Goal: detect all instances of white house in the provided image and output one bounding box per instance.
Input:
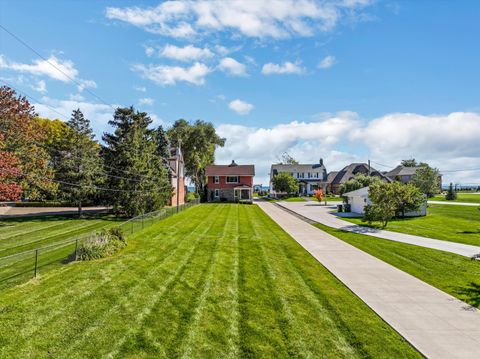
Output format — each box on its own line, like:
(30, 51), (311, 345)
(343, 186), (427, 216)
(270, 159), (328, 196)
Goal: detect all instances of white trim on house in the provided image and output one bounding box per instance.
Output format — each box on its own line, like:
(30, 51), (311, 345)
(214, 189), (219, 198)
(214, 176), (219, 184)
(226, 176), (239, 184)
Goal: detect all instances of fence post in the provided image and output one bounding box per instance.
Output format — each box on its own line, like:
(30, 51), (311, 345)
(33, 249), (39, 278)
(74, 239), (79, 261)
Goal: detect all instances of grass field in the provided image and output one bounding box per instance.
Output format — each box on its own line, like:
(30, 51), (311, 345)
(431, 193), (480, 203)
(0, 214), (121, 258)
(315, 223), (480, 308)
(344, 203), (480, 246)
(0, 204), (420, 358)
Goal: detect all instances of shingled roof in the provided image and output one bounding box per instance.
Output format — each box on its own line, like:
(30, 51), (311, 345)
(385, 165), (422, 178)
(206, 161), (255, 176)
(328, 163), (391, 185)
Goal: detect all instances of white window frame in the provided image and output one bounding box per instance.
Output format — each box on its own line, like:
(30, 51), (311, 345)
(214, 176), (219, 184)
(226, 176), (239, 184)
(214, 189), (219, 198)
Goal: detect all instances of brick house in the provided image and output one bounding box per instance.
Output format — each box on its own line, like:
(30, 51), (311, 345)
(168, 146), (185, 207)
(205, 161), (255, 202)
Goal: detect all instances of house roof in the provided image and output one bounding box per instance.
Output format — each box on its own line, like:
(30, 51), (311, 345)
(206, 164), (255, 176)
(385, 165), (421, 177)
(328, 163), (391, 185)
(271, 163), (326, 173)
(343, 186), (369, 197)
(326, 171), (338, 183)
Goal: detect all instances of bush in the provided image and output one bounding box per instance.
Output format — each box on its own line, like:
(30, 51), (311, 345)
(76, 228), (126, 261)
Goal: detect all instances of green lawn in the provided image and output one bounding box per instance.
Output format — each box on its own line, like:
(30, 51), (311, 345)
(0, 204), (420, 358)
(283, 196), (307, 202)
(344, 203), (480, 246)
(315, 223), (480, 308)
(431, 193), (480, 203)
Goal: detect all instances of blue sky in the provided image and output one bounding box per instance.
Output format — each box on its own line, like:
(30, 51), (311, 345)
(1, 0), (479, 185)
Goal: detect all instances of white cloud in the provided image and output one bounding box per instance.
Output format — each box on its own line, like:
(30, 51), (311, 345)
(145, 46), (155, 57)
(318, 55), (336, 69)
(228, 99), (254, 115)
(160, 44), (213, 61)
(218, 57), (247, 76)
(132, 62), (212, 85)
(261, 61), (305, 75)
(134, 85), (147, 92)
(138, 97), (154, 106)
(68, 93), (85, 101)
(106, 0), (374, 39)
(216, 111), (480, 185)
(0, 54), (96, 92)
(33, 80), (47, 94)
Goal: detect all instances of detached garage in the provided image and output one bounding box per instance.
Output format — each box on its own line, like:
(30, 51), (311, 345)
(343, 187), (371, 214)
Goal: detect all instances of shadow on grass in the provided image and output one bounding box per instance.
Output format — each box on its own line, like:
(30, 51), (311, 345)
(458, 229), (480, 234)
(455, 282), (480, 308)
(0, 213), (124, 224)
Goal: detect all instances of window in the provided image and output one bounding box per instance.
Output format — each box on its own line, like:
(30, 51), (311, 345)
(214, 189), (219, 197)
(226, 176), (239, 183)
(214, 176), (219, 184)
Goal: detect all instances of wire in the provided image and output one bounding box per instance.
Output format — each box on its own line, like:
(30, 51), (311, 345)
(0, 168), (172, 194)
(0, 23), (116, 110)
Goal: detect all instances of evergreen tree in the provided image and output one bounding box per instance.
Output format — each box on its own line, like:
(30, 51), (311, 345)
(57, 109), (104, 215)
(155, 125), (170, 159)
(445, 182), (457, 200)
(103, 107), (171, 216)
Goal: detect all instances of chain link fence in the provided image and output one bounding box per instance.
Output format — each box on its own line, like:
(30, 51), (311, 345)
(0, 199), (200, 289)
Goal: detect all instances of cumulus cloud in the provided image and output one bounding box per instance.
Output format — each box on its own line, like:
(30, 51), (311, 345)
(261, 61), (305, 75)
(132, 62), (212, 85)
(0, 54), (96, 92)
(215, 111), (480, 185)
(318, 55), (336, 69)
(228, 99), (254, 115)
(134, 85), (147, 92)
(159, 44), (213, 61)
(106, 0), (374, 39)
(33, 80), (47, 94)
(138, 97), (154, 106)
(145, 46), (155, 57)
(218, 57), (247, 76)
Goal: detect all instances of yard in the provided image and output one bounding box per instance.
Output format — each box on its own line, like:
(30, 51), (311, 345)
(315, 223), (480, 308)
(431, 193), (480, 203)
(0, 204), (420, 358)
(344, 203), (480, 246)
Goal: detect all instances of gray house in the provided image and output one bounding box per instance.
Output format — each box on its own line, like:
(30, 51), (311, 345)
(270, 159), (327, 196)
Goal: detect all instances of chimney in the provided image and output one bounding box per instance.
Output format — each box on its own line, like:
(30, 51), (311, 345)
(229, 160), (238, 167)
(319, 158), (324, 167)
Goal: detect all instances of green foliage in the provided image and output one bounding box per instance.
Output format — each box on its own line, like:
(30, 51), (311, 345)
(445, 182), (457, 200)
(363, 182), (424, 227)
(103, 107), (171, 216)
(411, 165), (441, 198)
(272, 172), (299, 194)
(340, 174), (382, 195)
(76, 227), (126, 261)
(401, 158), (418, 167)
(55, 109), (105, 214)
(154, 125), (170, 159)
(167, 119), (225, 193)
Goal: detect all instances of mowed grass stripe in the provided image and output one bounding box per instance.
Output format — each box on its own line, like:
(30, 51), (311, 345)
(111, 205), (229, 358)
(244, 205), (355, 357)
(177, 204), (241, 358)
(0, 204), (421, 357)
(0, 206), (206, 356)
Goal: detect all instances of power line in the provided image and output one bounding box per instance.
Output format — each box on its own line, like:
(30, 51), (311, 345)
(0, 23), (116, 110)
(0, 168), (172, 193)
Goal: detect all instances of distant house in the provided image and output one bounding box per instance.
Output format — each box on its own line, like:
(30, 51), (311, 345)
(385, 165), (442, 189)
(270, 159), (327, 196)
(168, 146), (185, 207)
(326, 163), (391, 194)
(205, 161), (255, 202)
(343, 186), (427, 217)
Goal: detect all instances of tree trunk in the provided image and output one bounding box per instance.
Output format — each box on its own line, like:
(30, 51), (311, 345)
(78, 200), (82, 217)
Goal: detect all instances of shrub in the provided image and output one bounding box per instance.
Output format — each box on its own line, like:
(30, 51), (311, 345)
(76, 228), (126, 261)
(445, 183), (457, 200)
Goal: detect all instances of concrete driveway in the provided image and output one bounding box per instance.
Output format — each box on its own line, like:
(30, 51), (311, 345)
(257, 201), (480, 359)
(277, 201), (480, 257)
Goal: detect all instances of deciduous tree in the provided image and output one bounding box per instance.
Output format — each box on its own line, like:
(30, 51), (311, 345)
(272, 172), (299, 195)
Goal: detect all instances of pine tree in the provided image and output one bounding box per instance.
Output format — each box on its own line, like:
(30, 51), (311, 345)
(57, 109), (104, 215)
(445, 182), (457, 200)
(155, 125), (170, 159)
(103, 107), (171, 216)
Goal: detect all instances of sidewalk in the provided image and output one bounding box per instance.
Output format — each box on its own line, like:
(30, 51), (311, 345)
(277, 201), (480, 257)
(257, 201), (480, 359)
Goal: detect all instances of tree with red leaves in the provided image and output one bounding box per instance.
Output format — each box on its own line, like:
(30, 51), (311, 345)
(0, 134), (22, 201)
(0, 86), (57, 200)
